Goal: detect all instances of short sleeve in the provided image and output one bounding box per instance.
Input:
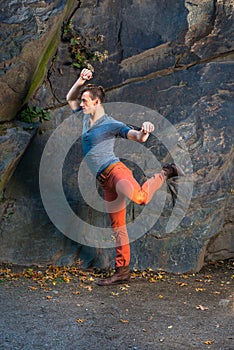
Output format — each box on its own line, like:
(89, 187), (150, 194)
(117, 123), (132, 139)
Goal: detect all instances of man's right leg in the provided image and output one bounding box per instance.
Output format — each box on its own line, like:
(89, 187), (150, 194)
(106, 163), (164, 205)
(110, 162), (184, 205)
(95, 162), (184, 285)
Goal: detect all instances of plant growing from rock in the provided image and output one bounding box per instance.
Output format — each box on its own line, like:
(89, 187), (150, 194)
(62, 20), (108, 71)
(19, 105), (51, 124)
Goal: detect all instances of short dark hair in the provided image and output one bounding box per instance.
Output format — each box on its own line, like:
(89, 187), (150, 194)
(80, 84), (105, 103)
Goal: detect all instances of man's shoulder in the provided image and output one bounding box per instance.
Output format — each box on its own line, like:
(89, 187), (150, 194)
(103, 114), (124, 125)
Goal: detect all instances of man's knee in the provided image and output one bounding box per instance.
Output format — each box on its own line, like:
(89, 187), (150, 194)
(133, 193), (147, 205)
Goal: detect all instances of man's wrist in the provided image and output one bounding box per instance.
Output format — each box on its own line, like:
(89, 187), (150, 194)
(139, 131), (149, 142)
(78, 77), (86, 84)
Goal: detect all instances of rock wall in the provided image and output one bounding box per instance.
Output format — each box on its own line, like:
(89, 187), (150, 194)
(0, 0), (233, 272)
(0, 0), (73, 122)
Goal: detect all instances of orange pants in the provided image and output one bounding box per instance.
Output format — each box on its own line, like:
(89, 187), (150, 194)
(100, 162), (165, 268)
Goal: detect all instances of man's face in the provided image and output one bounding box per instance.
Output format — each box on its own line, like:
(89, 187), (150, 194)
(80, 91), (97, 115)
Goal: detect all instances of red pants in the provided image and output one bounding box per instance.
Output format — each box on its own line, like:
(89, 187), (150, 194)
(100, 162), (165, 268)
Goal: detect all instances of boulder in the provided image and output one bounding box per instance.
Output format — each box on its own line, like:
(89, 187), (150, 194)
(0, 0), (73, 122)
(0, 122), (37, 194)
(0, 0), (233, 272)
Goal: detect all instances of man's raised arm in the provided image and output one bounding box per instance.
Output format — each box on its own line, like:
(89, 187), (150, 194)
(66, 68), (93, 110)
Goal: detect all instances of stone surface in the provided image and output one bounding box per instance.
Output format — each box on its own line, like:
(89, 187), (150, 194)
(0, 0), (233, 272)
(0, 0), (72, 122)
(0, 122), (37, 194)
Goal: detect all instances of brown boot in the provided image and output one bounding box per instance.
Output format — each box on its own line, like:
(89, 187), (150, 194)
(96, 266), (130, 286)
(162, 163), (185, 180)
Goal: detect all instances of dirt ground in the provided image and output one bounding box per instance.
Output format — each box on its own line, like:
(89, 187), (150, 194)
(0, 260), (233, 350)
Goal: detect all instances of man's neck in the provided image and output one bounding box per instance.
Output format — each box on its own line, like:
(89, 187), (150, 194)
(90, 105), (105, 124)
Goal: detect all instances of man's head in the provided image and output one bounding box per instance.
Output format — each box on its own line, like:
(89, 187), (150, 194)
(80, 84), (105, 115)
(80, 84), (105, 103)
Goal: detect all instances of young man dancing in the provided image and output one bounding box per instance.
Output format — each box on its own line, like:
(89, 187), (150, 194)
(66, 69), (184, 286)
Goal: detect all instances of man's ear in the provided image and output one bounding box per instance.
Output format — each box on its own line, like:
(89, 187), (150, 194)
(94, 98), (100, 105)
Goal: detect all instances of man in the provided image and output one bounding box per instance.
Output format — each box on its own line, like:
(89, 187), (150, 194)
(66, 68), (184, 286)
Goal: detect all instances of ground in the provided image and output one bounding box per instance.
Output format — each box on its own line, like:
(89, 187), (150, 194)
(0, 260), (233, 350)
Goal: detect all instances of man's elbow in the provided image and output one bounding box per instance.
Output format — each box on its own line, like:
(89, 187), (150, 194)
(66, 94), (71, 103)
(66, 96), (74, 108)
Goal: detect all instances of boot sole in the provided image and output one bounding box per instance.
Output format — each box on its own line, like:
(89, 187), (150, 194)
(96, 278), (131, 286)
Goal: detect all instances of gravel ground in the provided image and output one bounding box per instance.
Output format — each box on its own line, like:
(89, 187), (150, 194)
(0, 261), (233, 350)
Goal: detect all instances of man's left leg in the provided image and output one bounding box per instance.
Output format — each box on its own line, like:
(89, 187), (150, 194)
(96, 188), (130, 286)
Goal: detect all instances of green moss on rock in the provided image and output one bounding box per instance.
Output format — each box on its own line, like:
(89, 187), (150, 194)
(24, 0), (75, 103)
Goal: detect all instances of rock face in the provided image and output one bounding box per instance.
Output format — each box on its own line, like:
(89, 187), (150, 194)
(0, 0), (73, 122)
(0, 122), (37, 193)
(0, 0), (233, 272)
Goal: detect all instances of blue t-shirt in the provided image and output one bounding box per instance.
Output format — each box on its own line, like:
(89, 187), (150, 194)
(74, 109), (131, 176)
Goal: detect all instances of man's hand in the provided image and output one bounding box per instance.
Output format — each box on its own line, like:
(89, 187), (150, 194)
(80, 68), (93, 82)
(127, 121), (155, 142)
(139, 121), (154, 142)
(141, 122), (154, 134)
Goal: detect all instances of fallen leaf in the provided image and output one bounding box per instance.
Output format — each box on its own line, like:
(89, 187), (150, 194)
(176, 281), (188, 287)
(158, 294), (164, 299)
(76, 319), (85, 323)
(83, 285), (93, 291)
(120, 319), (129, 323)
(204, 275), (212, 279)
(149, 277), (157, 283)
(46, 295), (53, 300)
(111, 292), (119, 296)
(196, 304), (209, 311)
(28, 286), (37, 290)
(203, 340), (213, 345)
(195, 288), (206, 292)
(63, 276), (70, 283)
(130, 272), (138, 279)
(73, 291), (80, 295)
(147, 268), (154, 272)
(119, 284), (130, 290)
(87, 276), (95, 282)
